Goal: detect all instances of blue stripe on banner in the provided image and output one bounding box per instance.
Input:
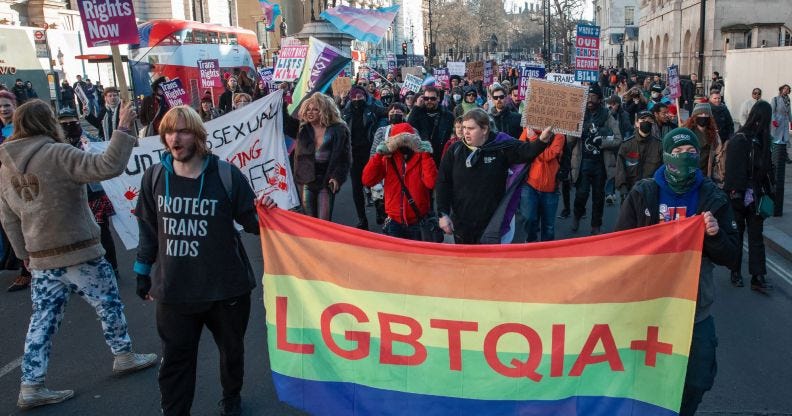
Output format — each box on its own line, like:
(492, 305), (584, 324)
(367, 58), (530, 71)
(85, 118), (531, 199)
(272, 372), (679, 416)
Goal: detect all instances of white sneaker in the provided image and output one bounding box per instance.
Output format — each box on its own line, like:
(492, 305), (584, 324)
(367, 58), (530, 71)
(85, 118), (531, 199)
(112, 351), (158, 375)
(17, 383), (74, 409)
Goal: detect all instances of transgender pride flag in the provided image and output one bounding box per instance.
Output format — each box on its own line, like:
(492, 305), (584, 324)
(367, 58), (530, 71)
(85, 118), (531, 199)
(320, 5), (400, 44)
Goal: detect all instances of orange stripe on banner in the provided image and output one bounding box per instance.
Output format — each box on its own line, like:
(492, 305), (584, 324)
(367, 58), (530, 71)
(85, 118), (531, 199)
(261, 228), (702, 304)
(258, 208), (704, 259)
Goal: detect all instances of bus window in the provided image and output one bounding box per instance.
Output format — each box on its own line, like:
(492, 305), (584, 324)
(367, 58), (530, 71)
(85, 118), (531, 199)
(208, 31), (219, 44)
(174, 29), (193, 44)
(193, 30), (208, 44)
(219, 32), (229, 45)
(228, 33), (238, 45)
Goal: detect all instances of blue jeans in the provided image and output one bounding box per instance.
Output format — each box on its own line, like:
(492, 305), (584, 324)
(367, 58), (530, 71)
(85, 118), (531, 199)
(519, 185), (559, 242)
(86, 97), (99, 117)
(384, 219), (422, 241)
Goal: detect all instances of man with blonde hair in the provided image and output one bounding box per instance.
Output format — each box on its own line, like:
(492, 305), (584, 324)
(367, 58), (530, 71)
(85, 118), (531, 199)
(134, 105), (268, 416)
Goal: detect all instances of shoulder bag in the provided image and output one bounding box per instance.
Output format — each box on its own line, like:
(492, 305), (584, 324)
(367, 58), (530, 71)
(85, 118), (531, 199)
(388, 156), (444, 242)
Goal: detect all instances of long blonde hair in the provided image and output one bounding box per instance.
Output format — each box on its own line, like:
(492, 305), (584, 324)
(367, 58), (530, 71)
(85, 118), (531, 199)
(158, 106), (210, 156)
(298, 93), (342, 127)
(9, 99), (64, 142)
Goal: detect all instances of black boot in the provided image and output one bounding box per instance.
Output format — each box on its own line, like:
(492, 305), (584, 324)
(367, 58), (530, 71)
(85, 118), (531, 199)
(558, 208), (570, 219)
(751, 275), (773, 294)
(356, 217), (369, 230)
(730, 271), (744, 287)
(571, 217), (580, 232)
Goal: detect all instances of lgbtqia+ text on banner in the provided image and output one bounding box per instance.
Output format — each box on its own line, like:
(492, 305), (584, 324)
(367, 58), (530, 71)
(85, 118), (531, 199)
(258, 208), (704, 416)
(88, 91), (299, 249)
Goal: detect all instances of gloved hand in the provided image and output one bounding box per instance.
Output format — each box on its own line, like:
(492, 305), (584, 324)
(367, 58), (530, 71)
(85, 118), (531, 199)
(416, 140), (433, 153)
(592, 136), (603, 147)
(376, 141), (392, 155)
(136, 274), (151, 300)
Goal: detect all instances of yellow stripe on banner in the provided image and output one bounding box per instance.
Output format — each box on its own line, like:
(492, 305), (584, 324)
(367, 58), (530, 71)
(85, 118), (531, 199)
(264, 274), (695, 356)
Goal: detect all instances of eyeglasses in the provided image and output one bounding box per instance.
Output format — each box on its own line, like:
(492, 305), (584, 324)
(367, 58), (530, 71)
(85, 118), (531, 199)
(492, 95), (505, 100)
(423, 96), (438, 101)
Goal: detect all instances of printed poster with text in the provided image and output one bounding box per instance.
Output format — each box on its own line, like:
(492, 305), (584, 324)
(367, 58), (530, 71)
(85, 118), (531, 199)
(77, 0), (139, 47)
(574, 24), (600, 83)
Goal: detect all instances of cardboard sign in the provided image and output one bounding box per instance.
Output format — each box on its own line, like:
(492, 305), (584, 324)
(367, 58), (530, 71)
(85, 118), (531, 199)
(574, 24), (600, 82)
(400, 66), (423, 80)
(667, 64), (681, 100)
(467, 61), (484, 82)
(160, 79), (189, 107)
(198, 59), (222, 89)
(448, 61), (466, 77)
(518, 65), (546, 100)
(273, 44), (308, 82)
(332, 76), (352, 98)
(433, 68), (450, 90)
(400, 73), (423, 96)
(522, 78), (588, 137)
(77, 0), (139, 47)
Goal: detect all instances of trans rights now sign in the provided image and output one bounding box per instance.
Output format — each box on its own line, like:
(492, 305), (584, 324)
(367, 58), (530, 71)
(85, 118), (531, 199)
(77, 0), (139, 47)
(259, 208), (705, 416)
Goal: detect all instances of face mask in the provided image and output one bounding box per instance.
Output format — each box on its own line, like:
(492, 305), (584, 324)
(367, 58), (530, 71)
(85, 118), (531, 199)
(351, 100), (364, 110)
(663, 152), (700, 193)
(651, 92), (661, 99)
(381, 95), (393, 105)
(639, 121), (653, 135)
(453, 94), (462, 102)
(696, 117), (709, 127)
(388, 114), (404, 124)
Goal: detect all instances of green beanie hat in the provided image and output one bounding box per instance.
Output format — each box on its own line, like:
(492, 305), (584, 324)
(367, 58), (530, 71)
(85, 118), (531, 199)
(663, 127), (700, 154)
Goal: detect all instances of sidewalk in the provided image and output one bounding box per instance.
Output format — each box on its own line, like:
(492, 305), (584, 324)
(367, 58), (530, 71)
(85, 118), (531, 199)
(764, 164), (792, 261)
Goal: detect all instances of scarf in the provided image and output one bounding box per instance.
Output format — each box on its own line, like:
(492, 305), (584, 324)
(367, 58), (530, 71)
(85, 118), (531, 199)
(102, 104), (120, 140)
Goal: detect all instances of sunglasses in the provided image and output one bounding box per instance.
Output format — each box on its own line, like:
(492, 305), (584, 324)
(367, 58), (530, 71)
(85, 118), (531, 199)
(465, 93), (476, 96)
(492, 95), (505, 100)
(423, 96), (438, 101)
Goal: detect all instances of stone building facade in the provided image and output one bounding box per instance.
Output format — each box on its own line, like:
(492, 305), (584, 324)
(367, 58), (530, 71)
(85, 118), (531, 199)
(594, 0), (641, 69)
(638, 0), (792, 80)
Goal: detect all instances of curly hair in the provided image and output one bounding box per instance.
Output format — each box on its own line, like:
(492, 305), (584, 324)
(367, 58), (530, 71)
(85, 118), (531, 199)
(298, 93), (342, 127)
(683, 114), (719, 147)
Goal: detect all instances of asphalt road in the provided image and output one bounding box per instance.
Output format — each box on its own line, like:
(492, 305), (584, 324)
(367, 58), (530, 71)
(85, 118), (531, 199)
(1, 183), (791, 416)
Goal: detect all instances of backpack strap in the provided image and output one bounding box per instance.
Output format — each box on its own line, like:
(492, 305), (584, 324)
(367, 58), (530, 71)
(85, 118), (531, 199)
(150, 163), (163, 195)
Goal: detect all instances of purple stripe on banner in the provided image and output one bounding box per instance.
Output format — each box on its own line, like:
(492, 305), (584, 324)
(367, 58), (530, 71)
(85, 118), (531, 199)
(272, 372), (679, 416)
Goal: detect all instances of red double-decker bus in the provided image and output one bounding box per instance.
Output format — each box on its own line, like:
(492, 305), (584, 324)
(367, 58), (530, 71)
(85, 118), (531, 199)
(129, 19), (261, 106)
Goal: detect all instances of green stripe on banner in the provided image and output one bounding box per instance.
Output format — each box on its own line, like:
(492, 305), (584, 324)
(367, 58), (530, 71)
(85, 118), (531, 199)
(267, 324), (687, 412)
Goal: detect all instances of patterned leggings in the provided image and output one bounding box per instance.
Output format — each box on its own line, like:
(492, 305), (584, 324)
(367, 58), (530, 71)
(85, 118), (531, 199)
(21, 257), (131, 384)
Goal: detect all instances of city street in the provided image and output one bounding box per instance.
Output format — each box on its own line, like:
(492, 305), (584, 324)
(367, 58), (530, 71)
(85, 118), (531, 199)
(1, 184), (791, 416)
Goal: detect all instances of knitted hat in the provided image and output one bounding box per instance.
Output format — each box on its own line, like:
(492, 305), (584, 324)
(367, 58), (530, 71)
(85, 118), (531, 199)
(57, 107), (78, 120)
(691, 102), (713, 118)
(588, 84), (603, 98)
(389, 122), (416, 138)
(663, 127), (700, 154)
(636, 110), (655, 121)
(650, 84), (664, 93)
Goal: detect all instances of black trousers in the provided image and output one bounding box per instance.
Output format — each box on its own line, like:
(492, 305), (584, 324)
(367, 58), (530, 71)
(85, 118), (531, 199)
(772, 144), (786, 216)
(730, 200), (766, 276)
(574, 158), (606, 227)
(679, 316), (717, 416)
(350, 147), (370, 221)
(157, 293), (251, 416)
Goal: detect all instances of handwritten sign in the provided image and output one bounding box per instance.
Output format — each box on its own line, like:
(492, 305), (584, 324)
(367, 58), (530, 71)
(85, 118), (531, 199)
(160, 79), (189, 107)
(518, 65), (546, 100)
(467, 61), (484, 82)
(198, 59), (222, 89)
(273, 44), (308, 82)
(77, 0), (139, 47)
(574, 23), (600, 82)
(400, 74), (423, 96)
(332, 77), (352, 98)
(522, 78), (588, 137)
(448, 61), (466, 77)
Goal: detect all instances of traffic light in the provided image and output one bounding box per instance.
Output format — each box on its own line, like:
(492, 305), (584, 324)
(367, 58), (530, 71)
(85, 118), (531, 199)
(402, 42), (408, 55)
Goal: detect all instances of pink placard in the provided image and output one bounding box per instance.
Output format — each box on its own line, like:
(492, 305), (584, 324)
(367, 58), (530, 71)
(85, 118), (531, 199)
(160, 79), (190, 107)
(77, 0), (140, 47)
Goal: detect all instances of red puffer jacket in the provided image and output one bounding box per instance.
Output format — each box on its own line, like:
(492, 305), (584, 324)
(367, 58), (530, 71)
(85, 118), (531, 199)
(362, 151), (437, 225)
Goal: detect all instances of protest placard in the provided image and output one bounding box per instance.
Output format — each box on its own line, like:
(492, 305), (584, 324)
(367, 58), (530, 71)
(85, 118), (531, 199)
(77, 0), (139, 47)
(332, 77), (352, 98)
(386, 53), (397, 74)
(198, 59), (222, 89)
(522, 78), (588, 136)
(484, 60), (494, 85)
(448, 61), (466, 77)
(400, 74), (423, 96)
(545, 73), (580, 85)
(87, 91), (298, 249)
(400, 66), (423, 80)
(574, 23), (600, 82)
(433, 68), (450, 90)
(467, 61), (484, 82)
(160, 79), (189, 107)
(273, 44), (308, 82)
(667, 64), (681, 100)
(258, 67), (275, 91)
(518, 65), (546, 100)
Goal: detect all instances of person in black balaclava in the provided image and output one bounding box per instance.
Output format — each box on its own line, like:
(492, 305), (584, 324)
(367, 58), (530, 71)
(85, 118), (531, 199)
(57, 108), (120, 278)
(342, 87), (383, 230)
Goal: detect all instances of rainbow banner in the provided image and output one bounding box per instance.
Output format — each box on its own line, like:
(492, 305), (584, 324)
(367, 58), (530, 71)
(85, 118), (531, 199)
(259, 208), (704, 416)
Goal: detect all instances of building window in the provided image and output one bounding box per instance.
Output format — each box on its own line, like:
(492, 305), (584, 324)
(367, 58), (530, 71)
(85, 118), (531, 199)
(625, 6), (635, 26)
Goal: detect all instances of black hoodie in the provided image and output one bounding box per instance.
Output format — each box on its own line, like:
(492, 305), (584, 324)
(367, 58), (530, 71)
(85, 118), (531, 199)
(135, 154), (259, 303)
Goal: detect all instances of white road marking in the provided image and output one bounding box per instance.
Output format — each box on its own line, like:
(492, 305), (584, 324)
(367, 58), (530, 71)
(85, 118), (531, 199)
(0, 356), (23, 379)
